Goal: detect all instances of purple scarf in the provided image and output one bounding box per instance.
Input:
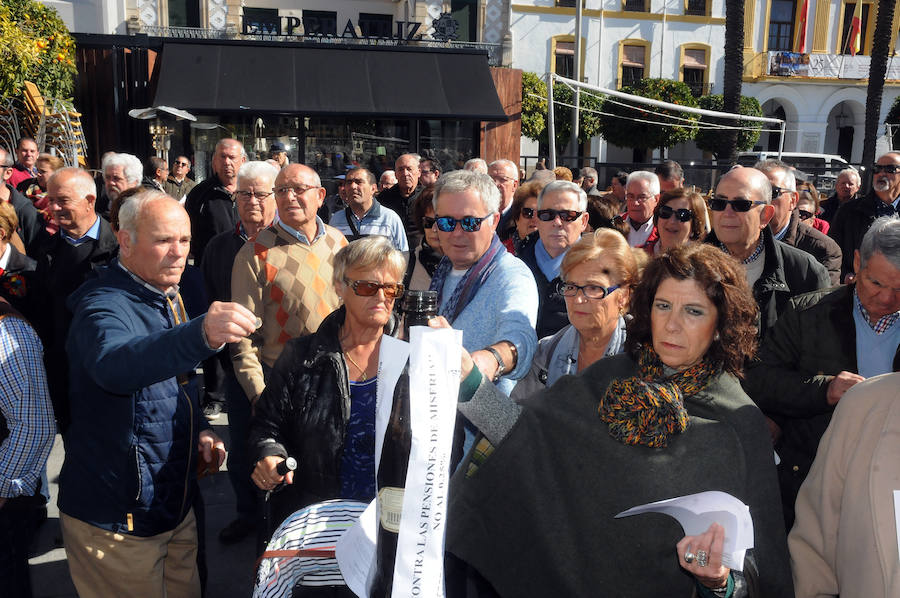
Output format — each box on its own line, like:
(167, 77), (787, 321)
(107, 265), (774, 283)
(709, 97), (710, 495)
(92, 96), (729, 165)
(429, 234), (506, 324)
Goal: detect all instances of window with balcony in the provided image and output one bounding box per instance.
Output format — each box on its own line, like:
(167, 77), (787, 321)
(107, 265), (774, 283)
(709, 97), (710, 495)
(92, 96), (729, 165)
(169, 0), (201, 27)
(620, 43), (647, 88)
(684, 0), (708, 16)
(451, 0), (478, 41)
(839, 2), (870, 54)
(767, 0), (796, 51)
(555, 41), (576, 78)
(681, 48), (709, 96)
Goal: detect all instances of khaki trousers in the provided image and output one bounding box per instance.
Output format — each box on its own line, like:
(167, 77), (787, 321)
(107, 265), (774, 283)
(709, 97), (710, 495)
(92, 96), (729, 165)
(61, 509), (201, 598)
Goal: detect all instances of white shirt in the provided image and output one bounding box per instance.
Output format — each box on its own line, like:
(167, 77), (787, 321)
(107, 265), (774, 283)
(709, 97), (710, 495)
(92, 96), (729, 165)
(626, 218), (654, 248)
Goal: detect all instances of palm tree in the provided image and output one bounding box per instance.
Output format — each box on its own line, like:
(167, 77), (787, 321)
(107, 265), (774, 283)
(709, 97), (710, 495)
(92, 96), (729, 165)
(720, 0), (744, 166)
(862, 0), (896, 185)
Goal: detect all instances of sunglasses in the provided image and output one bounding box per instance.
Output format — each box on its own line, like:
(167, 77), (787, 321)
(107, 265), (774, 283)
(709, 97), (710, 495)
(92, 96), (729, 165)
(435, 214), (493, 232)
(520, 207), (536, 219)
(537, 209), (583, 222)
(708, 198), (767, 212)
(771, 185), (791, 200)
(344, 279), (405, 299)
(422, 216), (436, 229)
(798, 209), (814, 220)
(873, 164), (900, 174)
(557, 281), (619, 300)
(658, 205), (693, 222)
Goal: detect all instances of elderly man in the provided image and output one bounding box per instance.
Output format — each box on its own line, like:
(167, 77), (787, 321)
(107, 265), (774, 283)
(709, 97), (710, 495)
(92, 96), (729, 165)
(819, 167), (860, 224)
(142, 156), (167, 192)
(464, 158), (488, 174)
(378, 170), (397, 193)
(185, 138), (246, 264)
(269, 141), (288, 168)
(201, 161), (278, 544)
(379, 153), (423, 247)
(7, 138), (39, 189)
(756, 160), (842, 285)
(623, 171), (660, 248)
(231, 164), (347, 405)
(519, 180), (588, 339)
(34, 168), (118, 433)
(164, 155), (196, 202)
(0, 149), (42, 256)
(488, 159), (520, 228)
(708, 166), (829, 337)
(59, 190), (256, 598)
(744, 216), (900, 528)
(420, 157), (442, 187)
(830, 152), (900, 281)
(328, 167), (408, 253)
(655, 160), (685, 193)
(579, 167), (602, 197)
(429, 170), (538, 450)
(0, 297), (55, 597)
(100, 152), (142, 219)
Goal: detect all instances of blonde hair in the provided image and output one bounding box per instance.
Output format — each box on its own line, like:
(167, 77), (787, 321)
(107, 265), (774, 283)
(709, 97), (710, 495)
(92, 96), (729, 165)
(0, 202), (18, 242)
(332, 236), (408, 287)
(560, 228), (644, 289)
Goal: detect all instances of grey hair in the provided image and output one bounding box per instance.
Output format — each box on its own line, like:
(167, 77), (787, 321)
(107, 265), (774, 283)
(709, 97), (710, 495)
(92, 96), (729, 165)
(396, 153), (421, 166)
(332, 235), (408, 288)
(215, 138), (244, 155)
(538, 180), (588, 212)
(489, 159), (519, 179)
(580, 167), (597, 181)
(0, 149), (12, 167)
(102, 153), (143, 185)
(837, 168), (861, 185)
(859, 215), (900, 271)
(432, 170), (501, 215)
(754, 159), (796, 191)
(464, 158), (488, 174)
(626, 171), (661, 196)
(117, 189), (178, 244)
(238, 161), (279, 186)
(50, 167), (97, 200)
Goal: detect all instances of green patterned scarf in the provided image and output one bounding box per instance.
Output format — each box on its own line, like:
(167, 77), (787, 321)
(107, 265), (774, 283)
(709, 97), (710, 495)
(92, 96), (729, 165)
(598, 345), (719, 448)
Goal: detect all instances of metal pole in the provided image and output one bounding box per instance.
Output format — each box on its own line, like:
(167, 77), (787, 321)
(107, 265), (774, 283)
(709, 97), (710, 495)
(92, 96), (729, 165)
(777, 121), (786, 158)
(548, 73), (557, 169)
(568, 0), (583, 166)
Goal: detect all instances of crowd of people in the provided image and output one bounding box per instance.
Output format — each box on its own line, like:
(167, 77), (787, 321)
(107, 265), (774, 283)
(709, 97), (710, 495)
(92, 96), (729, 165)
(0, 134), (898, 598)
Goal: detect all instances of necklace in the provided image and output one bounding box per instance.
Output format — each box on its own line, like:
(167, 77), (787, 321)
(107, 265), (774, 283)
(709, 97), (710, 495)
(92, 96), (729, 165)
(343, 349), (369, 381)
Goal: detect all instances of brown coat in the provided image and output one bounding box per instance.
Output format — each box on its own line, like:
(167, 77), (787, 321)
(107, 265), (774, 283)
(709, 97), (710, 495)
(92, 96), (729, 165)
(789, 373), (900, 598)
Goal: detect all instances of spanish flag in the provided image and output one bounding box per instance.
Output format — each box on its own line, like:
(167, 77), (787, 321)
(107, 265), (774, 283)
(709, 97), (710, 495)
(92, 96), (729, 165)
(848, 1), (863, 56)
(795, 0), (809, 53)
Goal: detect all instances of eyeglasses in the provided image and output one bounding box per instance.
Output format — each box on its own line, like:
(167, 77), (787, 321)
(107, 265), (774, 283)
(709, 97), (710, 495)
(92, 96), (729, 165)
(537, 209), (583, 222)
(658, 205), (693, 222)
(275, 184), (320, 196)
(626, 194), (655, 203)
(520, 207), (535, 219)
(798, 209), (814, 221)
(422, 216), (436, 229)
(174, 161), (190, 167)
(873, 164), (900, 174)
(343, 279), (405, 299)
(435, 214), (493, 232)
(491, 175), (516, 185)
(557, 281), (619, 300)
(708, 198), (768, 212)
(771, 185), (793, 200)
(233, 190), (274, 202)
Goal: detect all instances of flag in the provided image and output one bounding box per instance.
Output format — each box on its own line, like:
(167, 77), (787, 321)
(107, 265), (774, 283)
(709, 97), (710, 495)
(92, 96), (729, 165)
(848, 1), (863, 56)
(795, 0), (809, 53)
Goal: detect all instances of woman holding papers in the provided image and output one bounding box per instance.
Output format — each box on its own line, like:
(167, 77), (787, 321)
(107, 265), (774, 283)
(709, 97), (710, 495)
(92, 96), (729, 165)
(248, 236), (406, 537)
(443, 244), (792, 597)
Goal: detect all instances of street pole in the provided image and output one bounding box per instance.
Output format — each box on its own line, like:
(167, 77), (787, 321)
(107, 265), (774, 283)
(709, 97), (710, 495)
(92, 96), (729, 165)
(568, 0), (583, 166)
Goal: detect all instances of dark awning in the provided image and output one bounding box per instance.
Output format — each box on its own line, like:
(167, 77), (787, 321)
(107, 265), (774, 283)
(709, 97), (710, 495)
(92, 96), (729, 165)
(153, 42), (507, 121)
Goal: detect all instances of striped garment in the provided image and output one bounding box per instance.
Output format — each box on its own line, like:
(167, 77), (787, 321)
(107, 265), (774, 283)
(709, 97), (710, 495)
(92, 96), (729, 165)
(254, 499), (367, 597)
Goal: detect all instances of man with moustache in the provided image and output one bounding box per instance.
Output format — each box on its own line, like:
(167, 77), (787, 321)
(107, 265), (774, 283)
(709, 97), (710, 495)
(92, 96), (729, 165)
(623, 171), (660, 249)
(328, 167), (408, 252)
(830, 152), (900, 281)
(100, 153), (142, 221)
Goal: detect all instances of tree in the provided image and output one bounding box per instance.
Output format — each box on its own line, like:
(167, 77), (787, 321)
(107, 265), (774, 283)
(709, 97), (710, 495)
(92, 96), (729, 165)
(694, 94), (763, 158)
(720, 0), (745, 165)
(520, 71), (604, 152)
(0, 0), (76, 99)
(597, 78), (699, 152)
(862, 0), (897, 183)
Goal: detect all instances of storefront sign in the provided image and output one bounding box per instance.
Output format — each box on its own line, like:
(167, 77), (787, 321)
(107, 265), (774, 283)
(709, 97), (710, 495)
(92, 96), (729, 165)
(242, 12), (425, 41)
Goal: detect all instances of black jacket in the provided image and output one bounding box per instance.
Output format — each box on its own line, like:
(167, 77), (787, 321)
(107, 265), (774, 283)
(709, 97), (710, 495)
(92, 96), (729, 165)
(706, 228), (831, 340)
(248, 306), (398, 528)
(184, 174), (237, 265)
(779, 210), (843, 286)
(201, 225), (247, 371)
(518, 240), (569, 340)
(6, 183), (44, 257)
(828, 190), (898, 281)
(0, 244), (38, 321)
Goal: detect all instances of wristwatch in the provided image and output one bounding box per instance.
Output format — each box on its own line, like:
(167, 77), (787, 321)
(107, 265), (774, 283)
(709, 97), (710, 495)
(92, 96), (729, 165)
(484, 346), (505, 382)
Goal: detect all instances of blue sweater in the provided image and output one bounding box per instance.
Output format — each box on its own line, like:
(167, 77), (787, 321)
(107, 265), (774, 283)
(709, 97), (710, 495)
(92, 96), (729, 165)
(59, 262), (216, 536)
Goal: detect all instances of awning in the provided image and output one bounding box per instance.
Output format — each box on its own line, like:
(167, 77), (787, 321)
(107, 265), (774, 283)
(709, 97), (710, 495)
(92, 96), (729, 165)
(622, 45), (646, 68)
(683, 49), (708, 69)
(153, 42), (507, 121)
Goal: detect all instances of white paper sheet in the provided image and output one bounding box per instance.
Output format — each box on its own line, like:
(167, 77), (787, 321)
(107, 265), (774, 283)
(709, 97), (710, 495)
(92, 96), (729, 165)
(615, 490), (754, 571)
(375, 335), (410, 474)
(336, 499), (377, 598)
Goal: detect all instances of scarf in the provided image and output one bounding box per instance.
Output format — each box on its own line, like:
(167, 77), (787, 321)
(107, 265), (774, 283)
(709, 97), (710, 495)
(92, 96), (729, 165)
(417, 239), (443, 277)
(429, 234), (506, 324)
(598, 344), (719, 448)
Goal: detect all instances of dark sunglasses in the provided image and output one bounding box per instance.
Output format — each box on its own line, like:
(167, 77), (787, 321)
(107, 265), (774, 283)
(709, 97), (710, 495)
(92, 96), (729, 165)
(422, 216), (436, 229)
(708, 198), (767, 212)
(435, 214), (493, 232)
(537, 209), (583, 222)
(557, 281), (619, 300)
(658, 205), (693, 222)
(771, 185), (791, 200)
(344, 279), (405, 299)
(873, 164), (900, 174)
(520, 207), (536, 219)
(798, 209), (814, 221)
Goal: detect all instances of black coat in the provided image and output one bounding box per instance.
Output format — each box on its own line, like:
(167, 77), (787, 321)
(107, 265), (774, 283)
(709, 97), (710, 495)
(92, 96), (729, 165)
(518, 240), (569, 340)
(828, 190), (898, 281)
(0, 244), (38, 320)
(248, 306), (398, 528)
(184, 174), (237, 265)
(201, 226), (246, 372)
(779, 210), (842, 286)
(6, 183), (44, 257)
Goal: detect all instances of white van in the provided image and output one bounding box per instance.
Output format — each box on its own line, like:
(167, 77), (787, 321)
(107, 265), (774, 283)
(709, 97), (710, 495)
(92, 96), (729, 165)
(736, 152), (851, 193)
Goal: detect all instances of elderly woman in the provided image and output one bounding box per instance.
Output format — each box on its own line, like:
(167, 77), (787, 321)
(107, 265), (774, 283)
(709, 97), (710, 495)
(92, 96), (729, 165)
(510, 228), (641, 401)
(409, 185), (443, 290)
(646, 187), (708, 254)
(0, 202), (37, 318)
(500, 180), (545, 255)
(248, 235), (406, 531)
(443, 244), (792, 597)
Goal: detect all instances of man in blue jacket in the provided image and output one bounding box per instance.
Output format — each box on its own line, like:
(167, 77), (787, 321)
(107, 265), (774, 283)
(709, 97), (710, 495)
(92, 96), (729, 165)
(58, 190), (257, 598)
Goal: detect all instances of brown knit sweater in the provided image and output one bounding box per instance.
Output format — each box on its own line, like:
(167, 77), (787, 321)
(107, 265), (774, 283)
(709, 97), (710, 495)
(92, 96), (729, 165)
(230, 222), (347, 400)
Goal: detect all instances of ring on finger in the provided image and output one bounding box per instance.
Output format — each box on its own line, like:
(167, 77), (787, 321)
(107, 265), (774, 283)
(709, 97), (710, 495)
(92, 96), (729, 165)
(697, 550), (709, 567)
(684, 551), (695, 564)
